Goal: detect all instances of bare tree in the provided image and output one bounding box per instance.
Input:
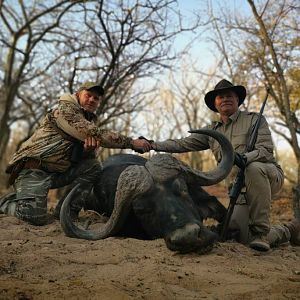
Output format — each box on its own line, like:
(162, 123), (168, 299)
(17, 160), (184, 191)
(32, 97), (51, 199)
(200, 0), (300, 217)
(0, 0), (89, 172)
(142, 58), (219, 169)
(246, 0), (300, 218)
(60, 0), (202, 127)
(0, 0), (202, 186)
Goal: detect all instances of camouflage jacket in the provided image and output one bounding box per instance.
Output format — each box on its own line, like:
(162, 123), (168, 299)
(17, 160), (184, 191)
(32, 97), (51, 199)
(152, 110), (283, 181)
(8, 93), (132, 173)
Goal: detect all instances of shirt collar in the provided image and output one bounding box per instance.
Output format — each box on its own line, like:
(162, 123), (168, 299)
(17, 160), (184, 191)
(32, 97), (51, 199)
(229, 109), (241, 123)
(216, 109), (240, 125)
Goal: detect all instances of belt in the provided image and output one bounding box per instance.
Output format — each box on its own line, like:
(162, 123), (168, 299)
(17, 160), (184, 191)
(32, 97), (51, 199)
(7, 158), (46, 186)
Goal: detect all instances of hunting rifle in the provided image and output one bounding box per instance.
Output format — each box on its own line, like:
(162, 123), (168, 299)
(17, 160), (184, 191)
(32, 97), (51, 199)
(220, 88), (270, 241)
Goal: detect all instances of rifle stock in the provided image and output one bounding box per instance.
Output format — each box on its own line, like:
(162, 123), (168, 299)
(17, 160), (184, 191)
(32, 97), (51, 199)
(220, 89), (270, 241)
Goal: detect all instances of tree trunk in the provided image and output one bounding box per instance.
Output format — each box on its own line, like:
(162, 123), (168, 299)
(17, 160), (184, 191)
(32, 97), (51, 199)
(0, 123), (11, 189)
(247, 0), (300, 219)
(0, 121), (10, 158)
(0, 86), (16, 188)
(293, 185), (300, 220)
(292, 163), (300, 220)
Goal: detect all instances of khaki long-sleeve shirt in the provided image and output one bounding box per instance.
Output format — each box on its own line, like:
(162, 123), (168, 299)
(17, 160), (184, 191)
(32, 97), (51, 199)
(152, 110), (280, 167)
(8, 93), (132, 173)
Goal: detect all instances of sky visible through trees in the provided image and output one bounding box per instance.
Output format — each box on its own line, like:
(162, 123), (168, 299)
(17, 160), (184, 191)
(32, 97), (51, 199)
(172, 0), (295, 150)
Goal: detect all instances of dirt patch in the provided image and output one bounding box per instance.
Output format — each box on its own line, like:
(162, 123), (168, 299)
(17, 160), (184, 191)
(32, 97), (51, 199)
(0, 187), (299, 300)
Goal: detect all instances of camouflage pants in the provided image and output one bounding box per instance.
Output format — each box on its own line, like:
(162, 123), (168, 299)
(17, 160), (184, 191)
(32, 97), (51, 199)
(1, 159), (102, 225)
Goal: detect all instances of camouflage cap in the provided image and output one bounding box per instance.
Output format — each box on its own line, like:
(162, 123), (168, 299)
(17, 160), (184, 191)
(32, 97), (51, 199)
(78, 81), (104, 96)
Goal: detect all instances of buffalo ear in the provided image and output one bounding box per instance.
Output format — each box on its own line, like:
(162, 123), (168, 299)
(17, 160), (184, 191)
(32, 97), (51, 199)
(197, 195), (227, 222)
(210, 197), (227, 222)
(187, 184), (226, 222)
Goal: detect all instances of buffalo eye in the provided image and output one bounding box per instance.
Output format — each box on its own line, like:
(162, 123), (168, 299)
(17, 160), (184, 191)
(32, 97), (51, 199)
(172, 178), (188, 197)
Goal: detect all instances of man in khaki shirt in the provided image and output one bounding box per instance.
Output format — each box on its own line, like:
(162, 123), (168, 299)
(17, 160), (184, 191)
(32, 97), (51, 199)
(150, 79), (299, 251)
(0, 81), (151, 226)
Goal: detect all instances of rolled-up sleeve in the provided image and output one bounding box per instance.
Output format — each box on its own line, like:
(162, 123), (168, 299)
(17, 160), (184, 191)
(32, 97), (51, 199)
(152, 132), (210, 153)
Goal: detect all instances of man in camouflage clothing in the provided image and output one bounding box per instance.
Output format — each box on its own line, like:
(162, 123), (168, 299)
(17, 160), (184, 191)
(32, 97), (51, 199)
(0, 81), (151, 226)
(147, 79), (300, 251)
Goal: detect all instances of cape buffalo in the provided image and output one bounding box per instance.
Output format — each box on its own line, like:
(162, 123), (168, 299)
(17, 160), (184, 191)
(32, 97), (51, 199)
(60, 129), (234, 253)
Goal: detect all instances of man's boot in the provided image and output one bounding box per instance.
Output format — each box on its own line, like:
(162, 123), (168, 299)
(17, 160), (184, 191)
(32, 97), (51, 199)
(0, 193), (50, 225)
(249, 234), (270, 251)
(15, 197), (50, 226)
(285, 219), (300, 246)
(53, 193), (81, 220)
(0, 193), (18, 215)
(53, 184), (92, 220)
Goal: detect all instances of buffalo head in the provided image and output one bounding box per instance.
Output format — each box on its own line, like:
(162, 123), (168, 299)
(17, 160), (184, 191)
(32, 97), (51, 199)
(60, 129), (234, 253)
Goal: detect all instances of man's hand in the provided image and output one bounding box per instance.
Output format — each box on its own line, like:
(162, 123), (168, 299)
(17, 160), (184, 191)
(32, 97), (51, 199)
(234, 152), (247, 169)
(131, 138), (152, 154)
(84, 136), (100, 151)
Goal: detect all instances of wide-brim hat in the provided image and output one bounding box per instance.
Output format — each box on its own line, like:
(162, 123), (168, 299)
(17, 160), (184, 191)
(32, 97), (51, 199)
(78, 81), (104, 96)
(204, 79), (246, 112)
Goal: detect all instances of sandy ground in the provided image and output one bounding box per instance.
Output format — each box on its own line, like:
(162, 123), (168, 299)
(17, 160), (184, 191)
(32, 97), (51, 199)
(0, 187), (299, 300)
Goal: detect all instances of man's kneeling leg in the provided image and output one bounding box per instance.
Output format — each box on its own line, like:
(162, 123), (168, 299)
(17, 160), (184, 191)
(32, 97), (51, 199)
(14, 169), (52, 225)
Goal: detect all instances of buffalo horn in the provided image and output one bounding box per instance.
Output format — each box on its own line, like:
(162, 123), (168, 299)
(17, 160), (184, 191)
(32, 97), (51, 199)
(60, 183), (133, 240)
(188, 129), (234, 186)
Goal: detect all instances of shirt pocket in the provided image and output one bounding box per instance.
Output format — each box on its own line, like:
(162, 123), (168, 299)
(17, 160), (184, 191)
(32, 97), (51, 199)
(231, 132), (247, 152)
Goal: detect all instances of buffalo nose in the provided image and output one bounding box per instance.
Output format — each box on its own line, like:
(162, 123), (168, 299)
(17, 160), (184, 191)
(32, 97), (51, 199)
(165, 223), (218, 253)
(165, 223), (201, 251)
